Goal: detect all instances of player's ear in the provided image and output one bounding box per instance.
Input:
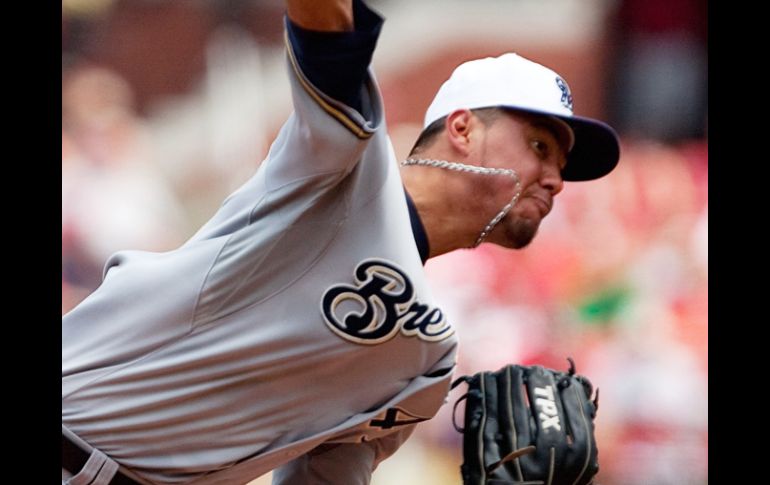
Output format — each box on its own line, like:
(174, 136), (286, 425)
(445, 109), (476, 156)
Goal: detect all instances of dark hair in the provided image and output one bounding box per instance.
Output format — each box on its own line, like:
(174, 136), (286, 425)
(408, 107), (505, 156)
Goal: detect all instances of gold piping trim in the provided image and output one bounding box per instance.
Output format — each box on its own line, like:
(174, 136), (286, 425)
(284, 30), (373, 140)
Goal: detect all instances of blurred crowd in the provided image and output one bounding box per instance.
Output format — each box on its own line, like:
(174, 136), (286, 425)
(62, 1), (707, 484)
(413, 137), (708, 485)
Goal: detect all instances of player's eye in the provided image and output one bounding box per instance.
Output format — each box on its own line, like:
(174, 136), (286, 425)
(531, 139), (549, 159)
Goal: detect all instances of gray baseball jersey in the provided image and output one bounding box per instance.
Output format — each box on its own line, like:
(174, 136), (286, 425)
(62, 17), (459, 485)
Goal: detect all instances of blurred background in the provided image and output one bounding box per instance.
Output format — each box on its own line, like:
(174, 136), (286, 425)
(61, 0), (707, 484)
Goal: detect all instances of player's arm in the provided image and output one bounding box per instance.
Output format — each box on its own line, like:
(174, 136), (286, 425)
(284, 0), (382, 120)
(286, 0), (354, 32)
(184, 0), (384, 241)
(258, 0), (383, 188)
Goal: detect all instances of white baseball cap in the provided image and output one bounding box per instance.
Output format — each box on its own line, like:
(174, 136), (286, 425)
(424, 53), (620, 181)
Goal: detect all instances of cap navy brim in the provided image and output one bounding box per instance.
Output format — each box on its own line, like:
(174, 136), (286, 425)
(559, 115), (620, 182)
(498, 106), (621, 182)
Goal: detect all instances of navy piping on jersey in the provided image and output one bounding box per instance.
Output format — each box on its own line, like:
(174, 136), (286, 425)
(405, 190), (430, 264)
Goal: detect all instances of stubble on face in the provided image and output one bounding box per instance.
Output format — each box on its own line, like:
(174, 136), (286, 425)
(480, 112), (566, 249)
(500, 212), (540, 248)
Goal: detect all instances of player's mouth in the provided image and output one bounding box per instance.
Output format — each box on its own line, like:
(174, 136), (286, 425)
(529, 195), (552, 217)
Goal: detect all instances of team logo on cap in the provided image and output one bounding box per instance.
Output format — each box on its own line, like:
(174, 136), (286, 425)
(555, 77), (573, 111)
(321, 259), (453, 345)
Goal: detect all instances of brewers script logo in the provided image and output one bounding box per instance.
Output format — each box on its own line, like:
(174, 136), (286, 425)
(321, 259), (453, 345)
(555, 76), (573, 111)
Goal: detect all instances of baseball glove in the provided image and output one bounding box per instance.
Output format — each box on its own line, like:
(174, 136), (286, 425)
(451, 358), (600, 485)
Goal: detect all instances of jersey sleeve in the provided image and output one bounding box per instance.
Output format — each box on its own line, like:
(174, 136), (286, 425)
(264, 0), (386, 189)
(285, 0), (382, 114)
(271, 426), (416, 485)
(183, 0), (388, 243)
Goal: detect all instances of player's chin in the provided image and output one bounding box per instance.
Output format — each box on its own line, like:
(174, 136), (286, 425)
(502, 217), (541, 249)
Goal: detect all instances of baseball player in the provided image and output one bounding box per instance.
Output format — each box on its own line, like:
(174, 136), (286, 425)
(62, 1), (620, 484)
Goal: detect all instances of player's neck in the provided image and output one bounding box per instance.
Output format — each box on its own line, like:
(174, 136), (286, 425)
(401, 160), (486, 258)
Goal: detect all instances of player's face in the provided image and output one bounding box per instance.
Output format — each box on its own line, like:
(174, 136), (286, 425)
(475, 111), (568, 249)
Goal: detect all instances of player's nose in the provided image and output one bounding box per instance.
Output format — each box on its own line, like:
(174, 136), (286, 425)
(541, 163), (564, 196)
